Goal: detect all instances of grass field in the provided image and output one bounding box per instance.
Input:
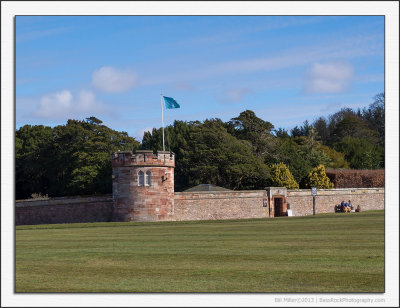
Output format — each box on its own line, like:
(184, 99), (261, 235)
(15, 210), (384, 293)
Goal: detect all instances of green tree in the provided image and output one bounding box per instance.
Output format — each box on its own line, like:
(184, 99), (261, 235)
(298, 126), (331, 168)
(362, 92), (385, 146)
(274, 132), (332, 187)
(334, 137), (383, 169)
(226, 110), (277, 161)
(326, 107), (357, 144)
(305, 165), (334, 189)
(141, 118), (271, 191)
(315, 144), (350, 169)
(313, 117), (329, 144)
(274, 137), (313, 185)
(16, 125), (54, 199)
(141, 120), (199, 191)
(312, 95), (385, 170)
(274, 128), (290, 139)
(330, 114), (378, 144)
(16, 118), (140, 199)
(53, 118), (140, 196)
(290, 120), (311, 137)
(269, 162), (299, 189)
(187, 119), (271, 190)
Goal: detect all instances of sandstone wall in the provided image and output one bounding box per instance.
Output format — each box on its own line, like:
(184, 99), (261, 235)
(174, 190), (269, 221)
(15, 188), (384, 225)
(15, 195), (113, 225)
(112, 151), (175, 222)
(287, 188), (384, 216)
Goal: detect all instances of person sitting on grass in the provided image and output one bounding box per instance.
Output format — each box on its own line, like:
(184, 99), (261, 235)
(348, 200), (353, 210)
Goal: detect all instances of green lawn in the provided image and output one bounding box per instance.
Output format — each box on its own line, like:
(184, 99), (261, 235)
(15, 210), (384, 293)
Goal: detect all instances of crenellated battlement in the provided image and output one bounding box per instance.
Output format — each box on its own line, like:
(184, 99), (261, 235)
(112, 150), (175, 168)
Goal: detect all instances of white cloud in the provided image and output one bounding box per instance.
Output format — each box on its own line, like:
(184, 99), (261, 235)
(92, 66), (138, 93)
(216, 88), (250, 103)
(35, 89), (107, 120)
(320, 102), (343, 112)
(78, 90), (96, 110)
(142, 33), (380, 87)
(303, 62), (354, 94)
(170, 17), (329, 50)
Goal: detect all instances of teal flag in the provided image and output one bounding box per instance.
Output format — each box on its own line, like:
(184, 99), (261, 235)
(163, 96), (180, 109)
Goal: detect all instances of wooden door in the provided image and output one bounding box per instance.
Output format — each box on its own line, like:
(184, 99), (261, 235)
(274, 198), (282, 217)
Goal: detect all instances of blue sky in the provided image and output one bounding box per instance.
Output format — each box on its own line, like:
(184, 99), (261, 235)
(16, 16), (384, 141)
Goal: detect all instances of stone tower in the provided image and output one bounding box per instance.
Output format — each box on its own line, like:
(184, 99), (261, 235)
(111, 150), (175, 222)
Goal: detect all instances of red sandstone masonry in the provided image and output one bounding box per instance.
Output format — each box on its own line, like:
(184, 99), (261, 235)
(112, 150), (175, 222)
(15, 188), (384, 225)
(287, 188), (384, 216)
(15, 195), (113, 225)
(174, 190), (269, 221)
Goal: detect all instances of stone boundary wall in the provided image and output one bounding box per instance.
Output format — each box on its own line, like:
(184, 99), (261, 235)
(15, 188), (384, 225)
(287, 188), (384, 216)
(174, 190), (269, 221)
(16, 195), (113, 225)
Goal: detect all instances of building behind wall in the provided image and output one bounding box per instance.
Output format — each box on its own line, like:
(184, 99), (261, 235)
(110, 150), (288, 221)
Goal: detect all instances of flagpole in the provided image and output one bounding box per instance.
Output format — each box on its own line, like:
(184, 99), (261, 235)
(160, 94), (165, 152)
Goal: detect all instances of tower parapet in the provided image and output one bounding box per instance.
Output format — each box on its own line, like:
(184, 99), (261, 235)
(111, 150), (175, 222)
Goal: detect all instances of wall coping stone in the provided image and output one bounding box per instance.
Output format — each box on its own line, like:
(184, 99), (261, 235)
(288, 187), (384, 192)
(175, 190), (267, 200)
(175, 190), (266, 195)
(16, 188), (383, 208)
(16, 195), (112, 207)
(287, 188), (384, 197)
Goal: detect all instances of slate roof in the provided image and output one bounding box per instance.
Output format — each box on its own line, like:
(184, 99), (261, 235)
(183, 184), (231, 192)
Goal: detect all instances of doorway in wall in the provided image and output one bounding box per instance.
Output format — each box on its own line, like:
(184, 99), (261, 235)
(274, 198), (283, 217)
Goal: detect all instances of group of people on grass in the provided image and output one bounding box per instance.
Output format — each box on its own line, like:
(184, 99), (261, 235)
(341, 200), (353, 211)
(339, 200), (361, 212)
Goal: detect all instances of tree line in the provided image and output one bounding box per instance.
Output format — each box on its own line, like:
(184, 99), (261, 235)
(15, 93), (384, 199)
(16, 117), (139, 199)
